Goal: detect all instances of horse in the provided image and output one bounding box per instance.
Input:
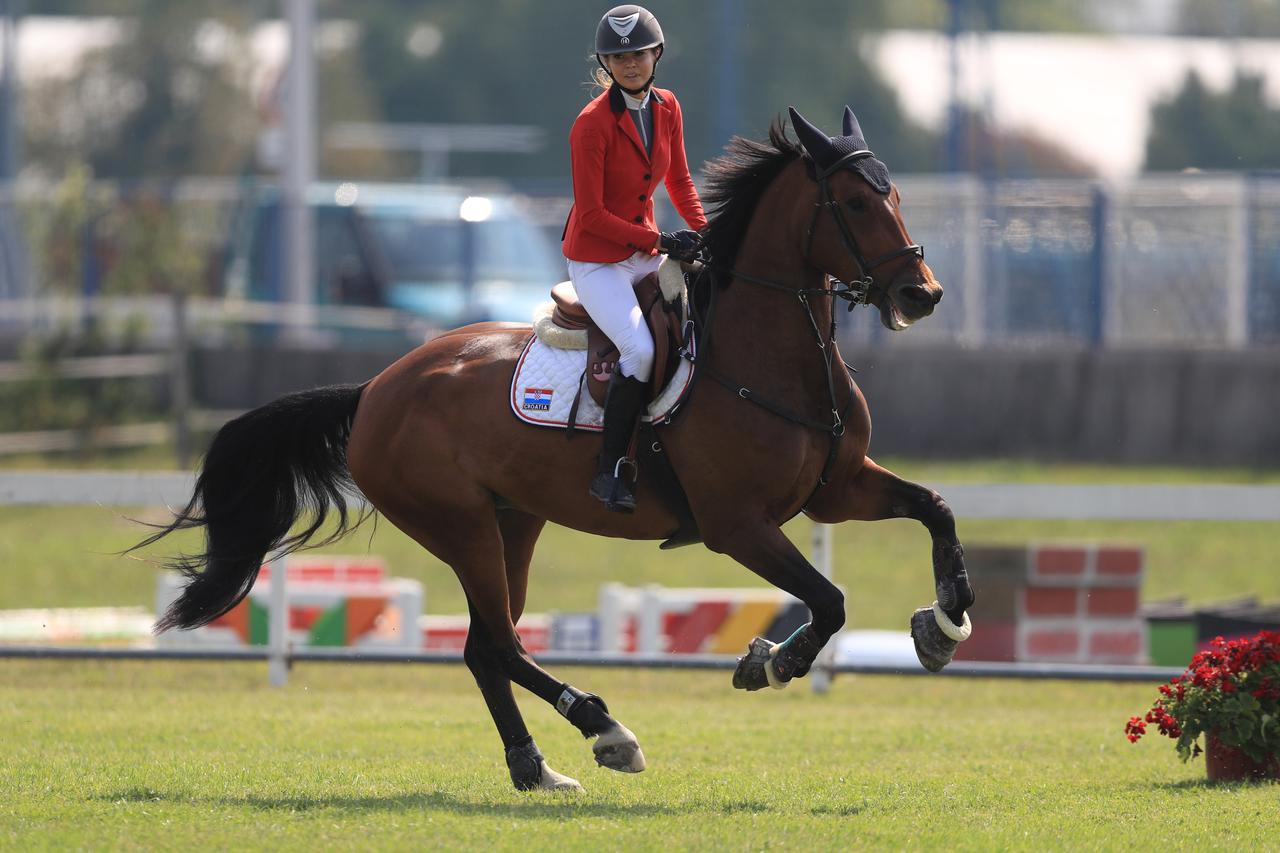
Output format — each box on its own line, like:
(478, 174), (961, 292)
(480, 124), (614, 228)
(131, 106), (975, 793)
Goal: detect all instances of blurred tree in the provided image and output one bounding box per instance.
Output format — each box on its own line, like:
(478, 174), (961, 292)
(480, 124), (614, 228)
(951, 108), (1095, 177)
(1175, 0), (1280, 38)
(23, 1), (389, 179)
(27, 162), (94, 295)
(340, 0), (941, 180)
(98, 193), (203, 295)
(1144, 70), (1280, 171)
(878, 0), (1104, 32)
(23, 2), (261, 178)
(18, 0), (1113, 184)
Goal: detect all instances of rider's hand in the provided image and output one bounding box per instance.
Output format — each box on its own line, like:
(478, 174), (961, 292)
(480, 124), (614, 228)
(658, 229), (703, 261)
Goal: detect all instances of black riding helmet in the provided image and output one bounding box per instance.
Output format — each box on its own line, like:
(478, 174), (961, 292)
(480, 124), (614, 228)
(595, 5), (664, 95)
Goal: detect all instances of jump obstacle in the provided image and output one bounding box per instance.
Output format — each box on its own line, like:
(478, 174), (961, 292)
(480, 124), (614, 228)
(957, 544), (1147, 666)
(151, 540), (1166, 683)
(155, 557), (422, 651)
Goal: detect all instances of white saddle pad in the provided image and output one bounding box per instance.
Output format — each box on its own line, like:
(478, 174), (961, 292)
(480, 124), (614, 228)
(509, 334), (695, 431)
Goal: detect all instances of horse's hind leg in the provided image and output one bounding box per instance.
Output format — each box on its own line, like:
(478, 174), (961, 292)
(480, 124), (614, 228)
(463, 509), (578, 791)
(463, 597), (580, 791)
(391, 502), (646, 785)
(809, 457), (975, 672)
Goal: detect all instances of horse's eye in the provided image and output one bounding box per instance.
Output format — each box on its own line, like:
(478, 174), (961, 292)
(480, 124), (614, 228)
(844, 199), (865, 212)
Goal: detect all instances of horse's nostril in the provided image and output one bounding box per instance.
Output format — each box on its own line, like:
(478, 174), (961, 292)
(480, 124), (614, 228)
(933, 288), (943, 305)
(903, 285), (933, 305)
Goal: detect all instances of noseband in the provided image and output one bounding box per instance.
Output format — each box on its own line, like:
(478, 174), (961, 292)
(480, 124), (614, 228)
(804, 149), (924, 308)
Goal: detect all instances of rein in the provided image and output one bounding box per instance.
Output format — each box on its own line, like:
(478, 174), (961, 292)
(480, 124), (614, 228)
(678, 151), (924, 494)
(680, 261), (854, 493)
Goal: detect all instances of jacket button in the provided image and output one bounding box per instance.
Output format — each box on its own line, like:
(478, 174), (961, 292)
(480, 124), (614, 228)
(634, 216), (642, 223)
(639, 194), (646, 201)
(644, 174), (652, 180)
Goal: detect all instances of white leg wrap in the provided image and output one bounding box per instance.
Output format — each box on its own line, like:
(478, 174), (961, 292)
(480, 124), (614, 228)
(764, 642), (787, 690)
(932, 601), (972, 642)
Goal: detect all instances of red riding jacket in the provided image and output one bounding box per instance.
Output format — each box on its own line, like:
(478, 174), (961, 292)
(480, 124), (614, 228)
(562, 86), (707, 263)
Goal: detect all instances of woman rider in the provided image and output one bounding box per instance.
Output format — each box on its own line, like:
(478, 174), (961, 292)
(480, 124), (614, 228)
(562, 4), (706, 513)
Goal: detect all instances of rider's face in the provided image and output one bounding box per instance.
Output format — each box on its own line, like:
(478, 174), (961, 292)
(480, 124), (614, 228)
(604, 48), (657, 91)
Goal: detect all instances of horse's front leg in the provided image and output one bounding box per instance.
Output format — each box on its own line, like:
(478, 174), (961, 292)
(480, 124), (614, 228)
(807, 458), (975, 672)
(703, 523), (845, 691)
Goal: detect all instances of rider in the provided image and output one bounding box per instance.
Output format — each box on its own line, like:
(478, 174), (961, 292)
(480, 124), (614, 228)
(563, 4), (706, 513)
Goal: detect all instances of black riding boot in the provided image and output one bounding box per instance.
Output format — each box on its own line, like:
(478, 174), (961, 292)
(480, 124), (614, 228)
(589, 372), (647, 513)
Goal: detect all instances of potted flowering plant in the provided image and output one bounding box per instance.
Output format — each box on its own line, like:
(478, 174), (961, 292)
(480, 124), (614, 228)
(1126, 630), (1280, 781)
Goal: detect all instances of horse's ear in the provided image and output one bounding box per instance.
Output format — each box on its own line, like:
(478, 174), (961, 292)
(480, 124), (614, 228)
(842, 106), (866, 144)
(788, 106), (829, 157)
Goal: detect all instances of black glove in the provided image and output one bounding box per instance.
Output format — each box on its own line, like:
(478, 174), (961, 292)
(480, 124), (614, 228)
(658, 229), (703, 261)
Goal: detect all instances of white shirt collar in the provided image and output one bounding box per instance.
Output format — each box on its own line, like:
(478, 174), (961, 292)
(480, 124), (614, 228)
(621, 89), (651, 111)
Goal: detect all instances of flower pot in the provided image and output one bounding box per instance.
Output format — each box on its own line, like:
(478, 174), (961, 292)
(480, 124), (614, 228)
(1205, 732), (1280, 782)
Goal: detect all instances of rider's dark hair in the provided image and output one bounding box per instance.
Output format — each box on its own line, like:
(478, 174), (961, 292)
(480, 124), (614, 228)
(700, 118), (805, 273)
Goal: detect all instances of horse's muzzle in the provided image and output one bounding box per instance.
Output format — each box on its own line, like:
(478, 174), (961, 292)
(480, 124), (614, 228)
(882, 277), (942, 330)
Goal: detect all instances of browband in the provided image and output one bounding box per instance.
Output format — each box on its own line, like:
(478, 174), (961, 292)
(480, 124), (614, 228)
(817, 149), (874, 179)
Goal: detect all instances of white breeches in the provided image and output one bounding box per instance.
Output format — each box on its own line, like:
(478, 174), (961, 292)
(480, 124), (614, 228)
(565, 252), (663, 382)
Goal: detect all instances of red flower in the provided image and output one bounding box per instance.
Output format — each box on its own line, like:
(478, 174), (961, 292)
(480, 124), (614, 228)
(1126, 628), (1280, 762)
(1125, 716), (1147, 743)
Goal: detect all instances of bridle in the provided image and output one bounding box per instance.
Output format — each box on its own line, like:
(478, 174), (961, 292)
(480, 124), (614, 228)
(674, 150), (925, 501)
(804, 148), (924, 308)
(703, 148), (924, 309)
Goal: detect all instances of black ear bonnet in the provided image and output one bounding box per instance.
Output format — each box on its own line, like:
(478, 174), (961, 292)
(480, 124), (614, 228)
(788, 106), (891, 194)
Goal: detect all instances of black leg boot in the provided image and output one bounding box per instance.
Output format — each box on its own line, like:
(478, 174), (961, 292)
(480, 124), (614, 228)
(589, 372), (647, 513)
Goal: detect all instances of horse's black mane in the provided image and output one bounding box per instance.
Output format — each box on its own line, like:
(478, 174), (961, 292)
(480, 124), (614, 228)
(700, 118), (804, 272)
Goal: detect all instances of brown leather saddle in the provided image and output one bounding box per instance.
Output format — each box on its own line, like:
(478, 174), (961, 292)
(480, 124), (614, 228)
(549, 273), (685, 408)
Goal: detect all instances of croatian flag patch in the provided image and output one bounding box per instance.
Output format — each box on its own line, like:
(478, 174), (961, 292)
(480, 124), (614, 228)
(521, 387), (553, 411)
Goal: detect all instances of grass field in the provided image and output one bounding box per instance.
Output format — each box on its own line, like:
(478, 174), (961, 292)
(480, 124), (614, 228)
(2, 456), (1278, 625)
(1, 660), (1275, 851)
(3, 459), (1278, 848)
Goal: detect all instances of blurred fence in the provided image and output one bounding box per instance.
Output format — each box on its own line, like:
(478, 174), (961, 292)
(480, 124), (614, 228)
(3, 172), (1280, 349)
(835, 172), (1280, 349)
(0, 292), (425, 462)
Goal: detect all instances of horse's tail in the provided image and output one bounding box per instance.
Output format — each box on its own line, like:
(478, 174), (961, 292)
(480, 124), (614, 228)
(131, 383), (370, 633)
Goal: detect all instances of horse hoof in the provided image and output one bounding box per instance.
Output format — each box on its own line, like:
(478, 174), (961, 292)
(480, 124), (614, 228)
(508, 741), (583, 791)
(536, 761), (584, 792)
(732, 636), (778, 691)
(508, 742), (584, 792)
(910, 606), (958, 673)
(592, 723), (646, 773)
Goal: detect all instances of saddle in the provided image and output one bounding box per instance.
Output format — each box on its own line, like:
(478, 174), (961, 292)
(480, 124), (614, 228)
(528, 263), (702, 550)
(547, 271), (686, 408)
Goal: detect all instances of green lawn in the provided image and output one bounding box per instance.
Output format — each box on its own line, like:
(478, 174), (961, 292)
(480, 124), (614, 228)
(2, 459), (1279, 625)
(0, 660), (1273, 851)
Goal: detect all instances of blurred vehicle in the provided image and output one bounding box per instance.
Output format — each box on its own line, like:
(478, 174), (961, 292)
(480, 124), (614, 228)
(221, 182), (564, 329)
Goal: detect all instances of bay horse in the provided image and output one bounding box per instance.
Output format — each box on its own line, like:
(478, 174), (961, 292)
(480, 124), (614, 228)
(132, 107), (975, 792)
